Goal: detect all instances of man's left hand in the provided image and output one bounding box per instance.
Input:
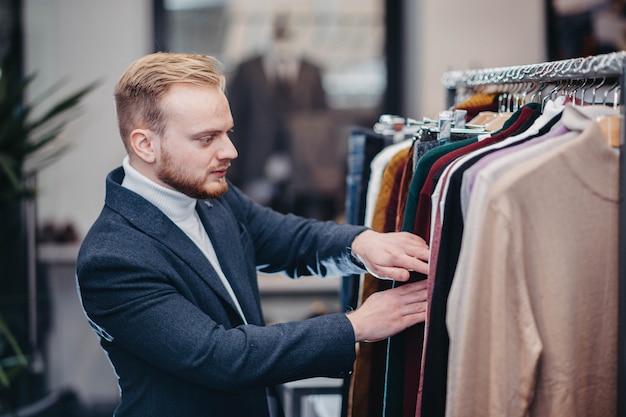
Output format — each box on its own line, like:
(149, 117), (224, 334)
(350, 230), (429, 282)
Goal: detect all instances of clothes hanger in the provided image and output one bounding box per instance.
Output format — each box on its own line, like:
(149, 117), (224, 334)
(566, 78), (578, 105)
(529, 81), (549, 104)
(591, 77), (607, 105)
(497, 90), (510, 113)
(474, 84), (515, 132)
(595, 78), (623, 148)
(602, 78), (620, 110)
(509, 82), (525, 112)
(519, 81), (535, 106)
(541, 80), (563, 112)
(596, 114), (622, 148)
(575, 77), (591, 106)
(461, 85), (503, 129)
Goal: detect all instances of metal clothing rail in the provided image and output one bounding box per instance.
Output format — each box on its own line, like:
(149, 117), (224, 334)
(442, 51), (626, 88)
(441, 51), (626, 416)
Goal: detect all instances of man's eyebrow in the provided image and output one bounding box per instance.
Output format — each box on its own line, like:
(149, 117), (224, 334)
(190, 125), (234, 137)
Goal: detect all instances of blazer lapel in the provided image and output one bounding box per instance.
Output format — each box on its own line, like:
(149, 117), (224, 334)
(105, 170), (247, 321)
(142, 211), (245, 319)
(196, 200), (264, 325)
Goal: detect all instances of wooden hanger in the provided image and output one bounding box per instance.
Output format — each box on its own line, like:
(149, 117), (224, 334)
(596, 114), (622, 148)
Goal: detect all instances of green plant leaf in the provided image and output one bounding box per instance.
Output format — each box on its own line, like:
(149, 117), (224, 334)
(27, 82), (97, 134)
(0, 61), (99, 203)
(0, 154), (20, 183)
(0, 314), (27, 389)
(0, 58), (97, 393)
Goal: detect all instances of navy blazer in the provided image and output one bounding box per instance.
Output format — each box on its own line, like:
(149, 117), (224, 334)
(76, 167), (367, 417)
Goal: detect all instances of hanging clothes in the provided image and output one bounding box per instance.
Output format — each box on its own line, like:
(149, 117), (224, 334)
(417, 98), (565, 417)
(446, 111), (619, 416)
(349, 142), (412, 417)
(345, 52), (625, 417)
(378, 104), (540, 417)
(419, 100), (622, 417)
(343, 127), (393, 311)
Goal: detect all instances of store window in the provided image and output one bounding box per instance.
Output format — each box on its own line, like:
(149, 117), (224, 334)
(154, 0), (388, 221)
(546, 0), (626, 60)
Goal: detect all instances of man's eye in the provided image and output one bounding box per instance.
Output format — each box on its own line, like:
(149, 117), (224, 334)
(200, 136), (215, 143)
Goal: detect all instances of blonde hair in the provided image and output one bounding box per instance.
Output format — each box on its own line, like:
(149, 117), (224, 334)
(114, 52), (226, 149)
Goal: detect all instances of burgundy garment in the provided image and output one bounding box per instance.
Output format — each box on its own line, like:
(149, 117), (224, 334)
(410, 105), (541, 417)
(412, 106), (537, 243)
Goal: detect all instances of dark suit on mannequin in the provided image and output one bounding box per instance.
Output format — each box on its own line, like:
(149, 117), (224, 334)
(227, 51), (328, 212)
(76, 167), (366, 417)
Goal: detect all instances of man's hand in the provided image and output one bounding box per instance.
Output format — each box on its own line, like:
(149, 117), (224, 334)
(350, 230), (429, 281)
(347, 280), (427, 342)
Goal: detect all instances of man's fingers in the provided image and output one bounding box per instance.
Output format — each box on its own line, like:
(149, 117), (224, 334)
(397, 280), (427, 300)
(405, 254), (429, 275)
(371, 259), (428, 281)
(349, 279), (429, 342)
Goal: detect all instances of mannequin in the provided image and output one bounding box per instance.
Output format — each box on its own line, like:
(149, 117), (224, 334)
(227, 14), (331, 217)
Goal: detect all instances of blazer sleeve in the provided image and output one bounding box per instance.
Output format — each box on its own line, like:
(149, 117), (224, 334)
(221, 183), (368, 278)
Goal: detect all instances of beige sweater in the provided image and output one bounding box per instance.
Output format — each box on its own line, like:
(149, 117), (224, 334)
(446, 120), (619, 417)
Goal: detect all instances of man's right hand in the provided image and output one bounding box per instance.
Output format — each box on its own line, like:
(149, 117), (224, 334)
(346, 280), (428, 343)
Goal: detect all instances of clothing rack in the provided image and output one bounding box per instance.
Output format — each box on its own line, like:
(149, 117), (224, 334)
(441, 50), (626, 416)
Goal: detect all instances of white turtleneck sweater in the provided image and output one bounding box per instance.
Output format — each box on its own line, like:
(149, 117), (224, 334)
(121, 156), (248, 324)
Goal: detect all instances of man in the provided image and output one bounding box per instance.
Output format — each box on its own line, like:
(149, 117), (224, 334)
(76, 52), (429, 417)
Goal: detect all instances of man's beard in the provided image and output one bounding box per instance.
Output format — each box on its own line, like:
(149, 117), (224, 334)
(157, 146), (229, 200)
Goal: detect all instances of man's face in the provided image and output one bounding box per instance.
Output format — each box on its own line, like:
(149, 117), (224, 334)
(155, 83), (238, 199)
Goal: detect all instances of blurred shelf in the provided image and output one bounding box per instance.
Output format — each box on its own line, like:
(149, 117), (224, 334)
(257, 273), (341, 295)
(38, 243), (81, 265)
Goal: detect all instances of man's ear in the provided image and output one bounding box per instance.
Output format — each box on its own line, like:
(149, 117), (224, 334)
(130, 128), (158, 164)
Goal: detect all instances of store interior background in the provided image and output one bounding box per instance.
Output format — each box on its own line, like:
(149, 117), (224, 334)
(7, 0), (621, 415)
(27, 0), (548, 247)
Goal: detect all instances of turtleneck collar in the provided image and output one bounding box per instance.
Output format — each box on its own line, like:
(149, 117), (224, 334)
(121, 156), (197, 222)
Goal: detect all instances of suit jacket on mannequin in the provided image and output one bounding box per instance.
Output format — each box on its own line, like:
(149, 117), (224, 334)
(227, 55), (327, 201)
(76, 167), (366, 417)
